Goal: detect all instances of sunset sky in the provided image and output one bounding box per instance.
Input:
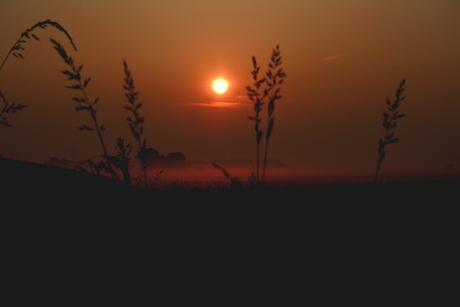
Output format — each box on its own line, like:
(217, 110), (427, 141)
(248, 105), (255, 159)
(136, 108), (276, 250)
(1, 0), (459, 176)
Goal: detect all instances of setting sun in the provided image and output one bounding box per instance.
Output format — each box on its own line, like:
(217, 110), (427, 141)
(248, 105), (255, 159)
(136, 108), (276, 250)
(212, 79), (228, 94)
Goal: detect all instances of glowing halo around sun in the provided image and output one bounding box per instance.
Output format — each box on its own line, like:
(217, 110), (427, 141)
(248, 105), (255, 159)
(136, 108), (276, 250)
(212, 79), (228, 94)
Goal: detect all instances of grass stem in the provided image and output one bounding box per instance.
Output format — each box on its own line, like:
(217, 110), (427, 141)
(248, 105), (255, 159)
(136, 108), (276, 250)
(374, 78), (406, 183)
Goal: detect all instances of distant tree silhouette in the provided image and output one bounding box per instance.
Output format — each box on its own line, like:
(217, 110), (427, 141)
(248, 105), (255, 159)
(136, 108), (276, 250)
(143, 148), (163, 161)
(140, 148), (190, 169)
(166, 152), (190, 169)
(167, 152), (186, 163)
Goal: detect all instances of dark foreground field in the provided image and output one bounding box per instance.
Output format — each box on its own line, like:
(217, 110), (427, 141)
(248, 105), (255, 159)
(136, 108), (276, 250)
(2, 158), (458, 302)
(2, 158), (459, 204)
(2, 157), (458, 230)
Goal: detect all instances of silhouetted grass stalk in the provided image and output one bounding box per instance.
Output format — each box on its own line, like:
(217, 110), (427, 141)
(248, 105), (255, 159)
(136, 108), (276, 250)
(1, 20), (76, 128)
(0, 19), (77, 72)
(246, 45), (286, 185)
(374, 78), (406, 183)
(246, 57), (265, 183)
(262, 45), (286, 183)
(1, 92), (27, 128)
(50, 38), (108, 156)
(122, 61), (148, 187)
(113, 137), (132, 183)
(212, 163), (243, 189)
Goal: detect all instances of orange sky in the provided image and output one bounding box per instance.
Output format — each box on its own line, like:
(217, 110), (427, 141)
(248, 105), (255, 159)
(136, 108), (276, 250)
(1, 0), (460, 176)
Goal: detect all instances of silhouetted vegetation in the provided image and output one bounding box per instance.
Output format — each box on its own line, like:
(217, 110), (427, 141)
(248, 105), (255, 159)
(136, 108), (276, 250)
(50, 37), (124, 180)
(123, 60), (148, 187)
(374, 78), (407, 183)
(0, 91), (27, 128)
(0, 20), (77, 128)
(247, 45), (286, 185)
(0, 19), (77, 72)
(112, 137), (133, 184)
(212, 163), (243, 189)
(49, 39), (159, 185)
(50, 39), (108, 154)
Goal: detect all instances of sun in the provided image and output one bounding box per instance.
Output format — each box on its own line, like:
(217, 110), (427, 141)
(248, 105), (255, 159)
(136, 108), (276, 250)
(212, 79), (228, 94)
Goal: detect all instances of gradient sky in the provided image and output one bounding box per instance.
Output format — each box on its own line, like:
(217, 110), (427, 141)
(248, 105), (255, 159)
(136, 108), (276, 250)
(1, 0), (459, 176)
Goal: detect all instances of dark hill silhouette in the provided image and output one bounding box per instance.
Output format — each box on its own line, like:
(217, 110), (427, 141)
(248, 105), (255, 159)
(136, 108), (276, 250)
(1, 158), (133, 203)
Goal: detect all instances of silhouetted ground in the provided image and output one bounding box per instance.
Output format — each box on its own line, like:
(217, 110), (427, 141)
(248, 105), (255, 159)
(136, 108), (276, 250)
(3, 157), (458, 235)
(2, 158), (459, 204)
(2, 158), (457, 300)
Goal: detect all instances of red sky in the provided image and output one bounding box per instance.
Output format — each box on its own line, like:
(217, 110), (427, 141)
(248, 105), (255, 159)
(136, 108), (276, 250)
(1, 0), (460, 176)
